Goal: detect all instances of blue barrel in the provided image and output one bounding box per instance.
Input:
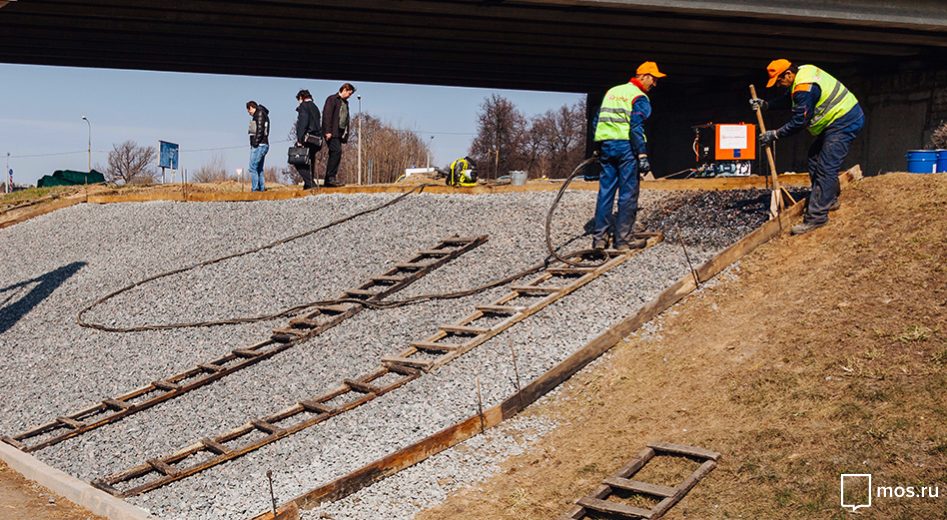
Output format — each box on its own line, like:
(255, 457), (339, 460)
(938, 150), (947, 173)
(906, 150), (938, 173)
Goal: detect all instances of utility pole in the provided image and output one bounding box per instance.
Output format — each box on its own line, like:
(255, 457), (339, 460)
(427, 135), (434, 169)
(5, 152), (9, 194)
(357, 95), (363, 185)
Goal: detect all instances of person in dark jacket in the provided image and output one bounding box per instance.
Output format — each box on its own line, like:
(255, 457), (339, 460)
(322, 83), (356, 187)
(246, 101), (270, 192)
(294, 89), (321, 190)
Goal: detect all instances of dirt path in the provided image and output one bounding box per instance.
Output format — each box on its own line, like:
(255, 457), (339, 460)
(0, 460), (105, 519)
(419, 173), (946, 520)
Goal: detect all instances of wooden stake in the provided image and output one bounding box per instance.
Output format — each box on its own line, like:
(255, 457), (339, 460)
(749, 84), (784, 220)
(475, 376), (485, 434)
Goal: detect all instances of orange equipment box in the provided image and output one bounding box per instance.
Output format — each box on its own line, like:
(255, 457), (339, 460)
(714, 123), (756, 161)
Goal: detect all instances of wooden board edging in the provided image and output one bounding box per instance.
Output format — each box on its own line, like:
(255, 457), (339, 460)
(248, 167), (862, 520)
(86, 174), (813, 206)
(0, 441), (157, 520)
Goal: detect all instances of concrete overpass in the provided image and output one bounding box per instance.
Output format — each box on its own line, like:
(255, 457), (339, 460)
(2, 0), (946, 91)
(2, 0), (946, 172)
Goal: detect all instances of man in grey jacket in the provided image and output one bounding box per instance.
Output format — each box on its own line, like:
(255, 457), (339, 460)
(322, 83), (355, 187)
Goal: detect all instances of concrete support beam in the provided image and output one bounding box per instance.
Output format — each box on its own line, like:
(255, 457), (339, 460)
(530, 0), (947, 31)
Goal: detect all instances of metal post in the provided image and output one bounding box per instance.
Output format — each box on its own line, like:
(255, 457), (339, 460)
(81, 116), (91, 173)
(5, 152), (9, 193)
(357, 95), (362, 185)
(427, 135), (434, 169)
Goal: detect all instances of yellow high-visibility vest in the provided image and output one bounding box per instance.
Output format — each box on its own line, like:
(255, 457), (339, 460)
(793, 65), (859, 136)
(594, 82), (648, 142)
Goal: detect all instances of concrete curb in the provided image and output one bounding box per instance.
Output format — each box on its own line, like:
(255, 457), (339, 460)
(0, 441), (159, 520)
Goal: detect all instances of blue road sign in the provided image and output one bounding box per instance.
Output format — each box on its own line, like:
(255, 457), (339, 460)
(159, 141), (179, 169)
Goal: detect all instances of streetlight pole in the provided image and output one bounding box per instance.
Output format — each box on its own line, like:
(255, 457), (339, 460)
(357, 95), (363, 185)
(5, 152), (9, 194)
(81, 116), (91, 172)
(81, 116), (91, 197)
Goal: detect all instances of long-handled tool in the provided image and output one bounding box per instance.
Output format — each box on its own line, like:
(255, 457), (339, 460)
(749, 84), (796, 219)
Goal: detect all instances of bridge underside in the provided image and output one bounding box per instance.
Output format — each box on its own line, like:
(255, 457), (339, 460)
(3, 1), (947, 174)
(2, 0), (946, 92)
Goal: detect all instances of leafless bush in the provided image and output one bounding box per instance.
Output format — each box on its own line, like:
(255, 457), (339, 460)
(191, 153), (229, 183)
(929, 121), (947, 149)
(106, 141), (156, 184)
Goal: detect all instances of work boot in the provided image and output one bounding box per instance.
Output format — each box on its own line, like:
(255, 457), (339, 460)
(615, 238), (647, 251)
(829, 199), (841, 212)
(324, 179), (345, 188)
(790, 221), (826, 235)
(592, 237), (607, 251)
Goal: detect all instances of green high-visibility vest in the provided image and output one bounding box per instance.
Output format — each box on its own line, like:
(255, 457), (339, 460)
(594, 82), (648, 142)
(792, 65), (859, 136)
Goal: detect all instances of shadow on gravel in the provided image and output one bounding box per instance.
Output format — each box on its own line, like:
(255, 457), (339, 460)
(0, 261), (85, 334)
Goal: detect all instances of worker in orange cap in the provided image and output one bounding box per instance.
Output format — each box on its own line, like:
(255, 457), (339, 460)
(751, 59), (865, 235)
(590, 61), (665, 250)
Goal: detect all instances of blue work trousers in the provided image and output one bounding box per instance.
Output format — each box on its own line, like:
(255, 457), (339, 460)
(249, 144), (269, 192)
(593, 140), (640, 246)
(805, 109), (864, 224)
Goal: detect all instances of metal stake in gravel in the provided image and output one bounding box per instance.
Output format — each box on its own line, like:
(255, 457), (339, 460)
(266, 470), (277, 519)
(94, 235), (664, 498)
(475, 375), (485, 434)
(3, 236), (487, 453)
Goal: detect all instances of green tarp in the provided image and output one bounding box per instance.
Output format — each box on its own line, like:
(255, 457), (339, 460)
(37, 169), (106, 187)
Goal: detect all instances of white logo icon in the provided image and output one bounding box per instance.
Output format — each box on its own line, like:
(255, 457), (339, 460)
(841, 474), (872, 512)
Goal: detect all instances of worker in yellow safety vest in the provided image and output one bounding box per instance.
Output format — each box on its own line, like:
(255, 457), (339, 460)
(591, 61), (665, 251)
(751, 60), (865, 235)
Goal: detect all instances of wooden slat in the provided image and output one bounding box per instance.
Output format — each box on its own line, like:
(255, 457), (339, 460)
(232, 348), (262, 358)
(344, 289), (378, 298)
(381, 356), (434, 370)
(201, 438), (230, 455)
(1, 436), (27, 450)
(649, 442), (721, 461)
(371, 275), (405, 283)
(288, 317), (322, 328)
(198, 363), (224, 373)
(576, 497), (652, 519)
(546, 267), (595, 275)
(475, 304), (523, 315)
(151, 380), (179, 391)
(603, 477), (676, 498)
(510, 284), (562, 294)
(441, 236), (480, 244)
(251, 420), (283, 435)
(343, 379), (378, 394)
(439, 324), (490, 335)
(147, 459), (178, 477)
(410, 341), (462, 352)
(102, 398), (132, 411)
(418, 249), (451, 256)
(385, 364), (420, 377)
(299, 400), (334, 414)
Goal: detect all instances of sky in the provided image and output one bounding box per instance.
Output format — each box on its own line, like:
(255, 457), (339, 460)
(0, 64), (584, 186)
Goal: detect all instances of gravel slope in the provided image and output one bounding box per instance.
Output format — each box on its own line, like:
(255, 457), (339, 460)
(0, 188), (772, 520)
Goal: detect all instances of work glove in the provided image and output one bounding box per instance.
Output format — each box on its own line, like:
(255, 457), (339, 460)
(759, 130), (778, 146)
(637, 155), (651, 176)
(749, 98), (768, 111)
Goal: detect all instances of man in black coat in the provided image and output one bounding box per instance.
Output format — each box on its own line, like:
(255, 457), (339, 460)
(294, 89), (321, 189)
(322, 83), (356, 187)
(246, 100), (270, 192)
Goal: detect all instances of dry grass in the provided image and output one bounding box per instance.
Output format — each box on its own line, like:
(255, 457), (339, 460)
(419, 173), (947, 520)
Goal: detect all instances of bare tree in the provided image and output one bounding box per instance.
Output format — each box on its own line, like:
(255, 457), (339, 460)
(263, 166), (281, 184)
(106, 141), (156, 184)
(470, 94), (528, 178)
(531, 99), (587, 178)
(191, 153), (229, 183)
